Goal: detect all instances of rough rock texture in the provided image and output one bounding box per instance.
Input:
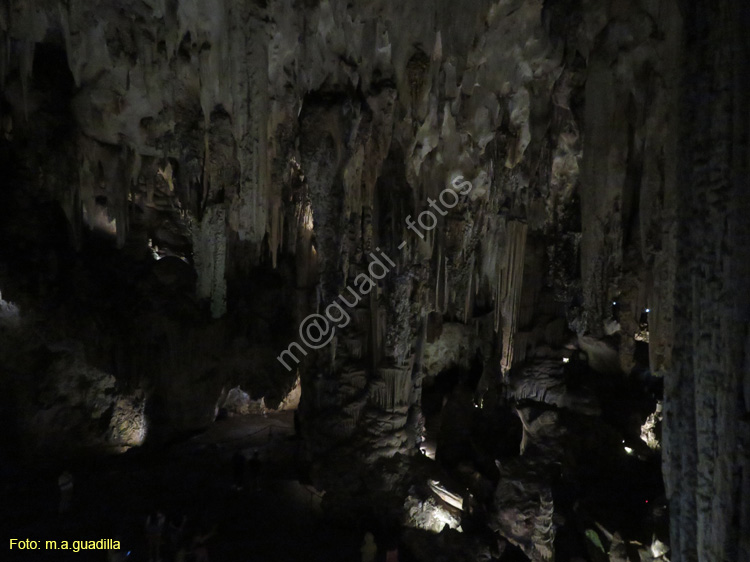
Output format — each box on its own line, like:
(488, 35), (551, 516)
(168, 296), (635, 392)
(1, 0), (749, 560)
(662, 1), (750, 561)
(491, 457), (556, 561)
(508, 360), (600, 416)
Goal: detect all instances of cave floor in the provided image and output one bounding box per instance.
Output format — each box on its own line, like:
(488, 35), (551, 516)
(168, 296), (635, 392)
(3, 412), (362, 561)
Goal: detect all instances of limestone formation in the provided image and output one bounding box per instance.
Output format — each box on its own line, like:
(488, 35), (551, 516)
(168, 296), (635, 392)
(1, 0), (748, 560)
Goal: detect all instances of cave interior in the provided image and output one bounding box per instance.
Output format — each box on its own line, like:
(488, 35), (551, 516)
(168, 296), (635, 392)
(1, 1), (749, 561)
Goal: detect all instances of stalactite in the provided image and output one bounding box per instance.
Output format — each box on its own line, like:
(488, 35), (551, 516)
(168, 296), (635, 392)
(370, 291), (380, 371)
(443, 253), (449, 314)
(192, 206), (227, 318)
(201, 128), (210, 209)
(435, 246), (441, 309)
(0, 2), (690, 557)
(464, 255), (473, 324)
(371, 367), (412, 411)
(268, 197), (282, 268)
(494, 220), (528, 373)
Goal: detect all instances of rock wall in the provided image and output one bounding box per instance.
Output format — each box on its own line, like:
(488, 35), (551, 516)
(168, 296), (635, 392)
(663, 1), (750, 560)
